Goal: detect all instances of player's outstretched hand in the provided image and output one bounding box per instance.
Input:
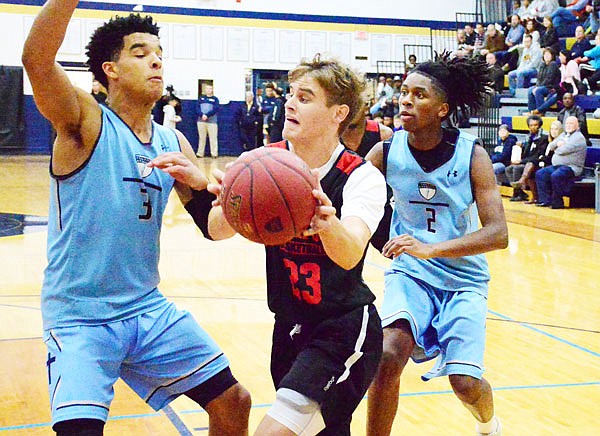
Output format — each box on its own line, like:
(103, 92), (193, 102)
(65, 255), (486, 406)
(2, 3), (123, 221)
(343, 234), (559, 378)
(382, 234), (433, 259)
(149, 152), (208, 190)
(302, 171), (336, 236)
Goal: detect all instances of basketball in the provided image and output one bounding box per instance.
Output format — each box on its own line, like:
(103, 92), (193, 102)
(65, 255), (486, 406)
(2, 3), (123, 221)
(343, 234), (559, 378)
(220, 147), (318, 245)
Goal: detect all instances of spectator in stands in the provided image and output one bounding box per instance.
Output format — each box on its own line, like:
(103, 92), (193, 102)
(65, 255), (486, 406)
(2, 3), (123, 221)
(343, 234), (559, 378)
(539, 16), (561, 54)
(535, 52), (582, 112)
(506, 14), (527, 48)
(455, 29), (473, 58)
(527, 47), (562, 114)
(492, 124), (518, 184)
(524, 18), (542, 46)
(481, 24), (507, 56)
(464, 23), (477, 46)
(505, 114), (549, 201)
(392, 75), (403, 97)
(487, 52), (506, 94)
(552, 0), (590, 37)
(405, 54), (418, 76)
(370, 75), (394, 115)
(473, 23), (487, 55)
(91, 79), (107, 104)
(530, 0), (560, 19)
(510, 119), (562, 203)
(536, 115), (588, 207)
(586, 0), (600, 33)
(392, 114), (402, 131)
(557, 92), (591, 143)
(581, 32), (600, 92)
(508, 34), (543, 95)
(517, 0), (535, 19)
(383, 95), (400, 119)
(570, 25), (593, 61)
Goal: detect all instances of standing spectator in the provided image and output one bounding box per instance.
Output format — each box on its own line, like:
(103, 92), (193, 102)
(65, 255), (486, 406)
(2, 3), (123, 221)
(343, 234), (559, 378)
(539, 16), (560, 54)
(536, 116), (588, 208)
(196, 84), (220, 158)
(557, 92), (591, 144)
(267, 87), (285, 142)
(405, 54), (418, 75)
(238, 91), (262, 150)
(365, 53), (507, 436)
(508, 34), (543, 95)
(90, 79), (107, 104)
(22, 4), (251, 435)
(505, 114), (549, 201)
(527, 47), (561, 114)
(153, 84), (181, 125)
(492, 124), (518, 184)
(162, 97), (181, 129)
(261, 83), (278, 143)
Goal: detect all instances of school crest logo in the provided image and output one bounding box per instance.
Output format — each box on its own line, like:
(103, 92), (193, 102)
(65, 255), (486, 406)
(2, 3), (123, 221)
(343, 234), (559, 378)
(418, 182), (437, 200)
(136, 155), (153, 178)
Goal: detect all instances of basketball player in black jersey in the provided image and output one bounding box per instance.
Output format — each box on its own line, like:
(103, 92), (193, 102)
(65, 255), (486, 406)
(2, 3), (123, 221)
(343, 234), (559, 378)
(207, 55), (388, 436)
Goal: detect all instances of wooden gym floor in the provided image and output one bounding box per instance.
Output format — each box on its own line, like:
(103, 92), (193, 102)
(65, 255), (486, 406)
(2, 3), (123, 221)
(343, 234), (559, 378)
(0, 155), (598, 435)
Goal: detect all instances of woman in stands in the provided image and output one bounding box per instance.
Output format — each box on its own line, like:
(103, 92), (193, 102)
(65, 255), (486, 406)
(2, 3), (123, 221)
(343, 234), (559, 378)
(527, 47), (561, 115)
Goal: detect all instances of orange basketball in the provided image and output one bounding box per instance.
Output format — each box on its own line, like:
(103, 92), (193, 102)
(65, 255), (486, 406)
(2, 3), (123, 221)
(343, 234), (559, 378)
(220, 147), (318, 245)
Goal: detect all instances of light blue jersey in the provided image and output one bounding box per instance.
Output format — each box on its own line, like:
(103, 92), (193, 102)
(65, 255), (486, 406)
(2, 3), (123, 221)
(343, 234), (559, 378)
(42, 105), (180, 329)
(386, 129), (490, 295)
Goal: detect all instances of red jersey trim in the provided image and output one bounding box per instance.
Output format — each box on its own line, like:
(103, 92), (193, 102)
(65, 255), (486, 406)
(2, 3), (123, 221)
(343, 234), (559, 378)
(365, 119), (380, 133)
(336, 150), (365, 175)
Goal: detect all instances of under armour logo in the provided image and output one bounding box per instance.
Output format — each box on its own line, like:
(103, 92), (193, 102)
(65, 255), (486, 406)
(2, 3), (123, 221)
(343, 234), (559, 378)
(323, 376), (336, 391)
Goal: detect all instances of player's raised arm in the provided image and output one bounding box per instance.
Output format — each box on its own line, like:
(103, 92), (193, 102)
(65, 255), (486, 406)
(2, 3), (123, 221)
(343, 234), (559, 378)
(22, 0), (94, 131)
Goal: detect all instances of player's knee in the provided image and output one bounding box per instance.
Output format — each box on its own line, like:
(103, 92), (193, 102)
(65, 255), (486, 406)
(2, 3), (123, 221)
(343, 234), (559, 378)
(449, 374), (481, 402)
(267, 388), (326, 436)
(53, 418), (104, 436)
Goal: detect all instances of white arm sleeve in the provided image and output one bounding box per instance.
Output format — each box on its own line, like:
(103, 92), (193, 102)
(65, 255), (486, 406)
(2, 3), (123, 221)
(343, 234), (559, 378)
(340, 161), (387, 235)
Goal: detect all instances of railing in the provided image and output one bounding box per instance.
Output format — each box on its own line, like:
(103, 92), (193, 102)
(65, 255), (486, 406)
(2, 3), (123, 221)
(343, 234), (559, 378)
(477, 94), (500, 154)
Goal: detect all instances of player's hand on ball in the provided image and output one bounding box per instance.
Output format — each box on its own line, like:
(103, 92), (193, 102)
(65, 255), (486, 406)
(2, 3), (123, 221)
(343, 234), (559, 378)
(207, 168), (225, 206)
(149, 152), (208, 190)
(382, 234), (433, 259)
(303, 175), (336, 237)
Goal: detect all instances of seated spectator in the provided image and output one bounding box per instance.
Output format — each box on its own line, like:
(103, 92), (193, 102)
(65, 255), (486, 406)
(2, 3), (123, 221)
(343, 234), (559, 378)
(508, 34), (543, 95)
(370, 75), (394, 115)
(570, 25), (593, 62)
(539, 16), (560, 54)
(552, 0), (590, 37)
(530, 0), (560, 19)
(511, 119), (563, 203)
(557, 92), (590, 144)
(527, 47), (561, 114)
(392, 114), (402, 132)
(524, 18), (542, 46)
(473, 23), (487, 55)
(455, 29), (473, 58)
(581, 32), (600, 92)
(405, 54), (418, 76)
(586, 0), (600, 34)
(383, 95), (400, 118)
(392, 75), (403, 97)
(481, 23), (507, 56)
(517, 0), (535, 20)
(464, 23), (477, 46)
(535, 115), (588, 208)
(492, 124), (518, 184)
(506, 14), (527, 48)
(487, 52), (506, 94)
(534, 52), (581, 112)
(505, 114), (549, 201)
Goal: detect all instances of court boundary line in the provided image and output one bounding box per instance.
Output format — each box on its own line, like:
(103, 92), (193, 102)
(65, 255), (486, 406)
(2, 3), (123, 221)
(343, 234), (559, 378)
(2, 381), (598, 432)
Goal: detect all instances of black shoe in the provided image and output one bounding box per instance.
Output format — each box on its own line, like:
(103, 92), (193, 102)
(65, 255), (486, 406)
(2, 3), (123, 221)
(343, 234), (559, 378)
(536, 202), (551, 207)
(509, 196), (524, 202)
(551, 204), (565, 209)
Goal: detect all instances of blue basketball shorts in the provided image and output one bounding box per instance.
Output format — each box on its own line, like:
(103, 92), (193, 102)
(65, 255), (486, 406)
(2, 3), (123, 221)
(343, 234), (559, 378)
(43, 302), (230, 426)
(380, 271), (488, 381)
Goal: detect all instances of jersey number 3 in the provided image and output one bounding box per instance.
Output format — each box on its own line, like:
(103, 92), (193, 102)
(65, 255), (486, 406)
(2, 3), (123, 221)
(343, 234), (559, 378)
(283, 259), (322, 305)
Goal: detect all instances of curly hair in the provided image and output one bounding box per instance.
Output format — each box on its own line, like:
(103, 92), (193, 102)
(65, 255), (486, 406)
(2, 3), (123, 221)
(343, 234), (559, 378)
(288, 53), (366, 135)
(410, 51), (492, 122)
(86, 14), (160, 89)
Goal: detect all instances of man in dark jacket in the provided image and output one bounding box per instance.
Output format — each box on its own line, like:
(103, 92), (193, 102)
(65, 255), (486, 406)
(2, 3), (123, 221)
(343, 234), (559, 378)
(238, 91), (263, 150)
(492, 124), (518, 185)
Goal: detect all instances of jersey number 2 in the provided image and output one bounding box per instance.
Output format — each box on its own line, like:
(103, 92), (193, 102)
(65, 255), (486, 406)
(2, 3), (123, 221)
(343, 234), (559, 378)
(426, 207), (436, 233)
(283, 259), (322, 304)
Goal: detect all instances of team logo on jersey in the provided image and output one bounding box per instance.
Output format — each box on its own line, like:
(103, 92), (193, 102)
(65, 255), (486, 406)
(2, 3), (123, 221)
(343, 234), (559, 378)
(418, 182), (437, 200)
(136, 155), (153, 178)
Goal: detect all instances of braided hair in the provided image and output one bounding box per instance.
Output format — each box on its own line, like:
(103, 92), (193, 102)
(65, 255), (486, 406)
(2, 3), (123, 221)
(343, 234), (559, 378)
(410, 51), (492, 123)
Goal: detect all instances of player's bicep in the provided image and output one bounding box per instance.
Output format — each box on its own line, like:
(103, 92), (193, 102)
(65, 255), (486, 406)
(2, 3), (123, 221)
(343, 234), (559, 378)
(28, 62), (85, 129)
(471, 146), (507, 231)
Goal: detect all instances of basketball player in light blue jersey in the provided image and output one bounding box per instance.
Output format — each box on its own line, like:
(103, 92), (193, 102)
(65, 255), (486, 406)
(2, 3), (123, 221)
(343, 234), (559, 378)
(23, 2), (250, 435)
(365, 53), (508, 436)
